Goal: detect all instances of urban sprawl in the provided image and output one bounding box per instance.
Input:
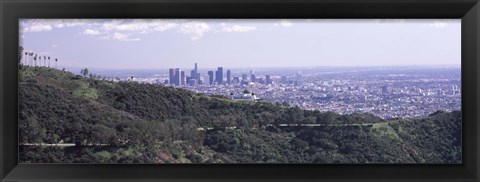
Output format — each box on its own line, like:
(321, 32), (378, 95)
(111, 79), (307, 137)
(97, 63), (461, 120)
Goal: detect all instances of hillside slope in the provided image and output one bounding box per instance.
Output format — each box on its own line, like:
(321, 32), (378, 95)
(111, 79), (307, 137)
(19, 67), (461, 163)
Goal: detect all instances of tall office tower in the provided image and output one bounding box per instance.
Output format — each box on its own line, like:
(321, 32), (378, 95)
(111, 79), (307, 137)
(251, 74), (256, 82)
(174, 68), (181, 86)
(242, 74), (248, 81)
(194, 63), (198, 75)
(180, 71), (186, 85)
(266, 75), (272, 85)
(190, 63), (198, 80)
(208, 71), (214, 85)
(190, 70), (196, 80)
(226, 70), (231, 84)
(250, 70), (254, 77)
(216, 67), (223, 84)
(169, 68), (175, 86)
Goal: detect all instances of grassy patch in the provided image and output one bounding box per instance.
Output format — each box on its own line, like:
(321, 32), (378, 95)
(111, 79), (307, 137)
(73, 87), (98, 100)
(123, 148), (134, 156)
(20, 68), (36, 79)
(372, 122), (400, 140)
(94, 150), (112, 159)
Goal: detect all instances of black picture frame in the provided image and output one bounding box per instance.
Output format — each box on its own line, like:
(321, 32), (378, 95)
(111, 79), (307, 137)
(1, 0), (479, 181)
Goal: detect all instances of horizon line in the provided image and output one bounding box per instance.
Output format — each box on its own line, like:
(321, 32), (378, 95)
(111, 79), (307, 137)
(64, 64), (461, 71)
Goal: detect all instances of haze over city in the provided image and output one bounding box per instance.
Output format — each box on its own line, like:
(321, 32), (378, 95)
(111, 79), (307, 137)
(20, 19), (460, 70)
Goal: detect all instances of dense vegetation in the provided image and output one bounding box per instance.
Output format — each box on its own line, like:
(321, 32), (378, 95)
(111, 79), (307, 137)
(19, 67), (462, 163)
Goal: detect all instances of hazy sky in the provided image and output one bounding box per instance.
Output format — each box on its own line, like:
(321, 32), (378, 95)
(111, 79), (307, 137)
(20, 19), (461, 69)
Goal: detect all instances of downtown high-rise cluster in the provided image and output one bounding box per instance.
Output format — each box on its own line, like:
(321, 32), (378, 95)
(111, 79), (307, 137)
(169, 63), (273, 86)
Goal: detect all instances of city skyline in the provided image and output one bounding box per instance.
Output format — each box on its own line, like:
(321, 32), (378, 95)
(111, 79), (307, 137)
(20, 19), (461, 69)
(147, 63), (461, 119)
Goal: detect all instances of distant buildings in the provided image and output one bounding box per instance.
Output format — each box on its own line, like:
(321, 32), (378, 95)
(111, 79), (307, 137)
(162, 66), (460, 118)
(233, 77), (240, 84)
(190, 63), (201, 84)
(169, 68), (175, 85)
(170, 68), (181, 86)
(266, 75), (272, 85)
(215, 67), (223, 84)
(231, 90), (260, 101)
(227, 70), (231, 84)
(169, 64), (273, 87)
(186, 79), (194, 86)
(169, 63), (201, 86)
(381, 85), (388, 94)
(208, 71), (214, 85)
(281, 76), (288, 84)
(241, 74), (248, 85)
(180, 71), (186, 85)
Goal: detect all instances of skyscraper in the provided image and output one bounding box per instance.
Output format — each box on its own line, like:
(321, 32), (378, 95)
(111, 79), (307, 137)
(241, 74), (248, 85)
(169, 68), (175, 85)
(190, 70), (196, 80)
(194, 63), (200, 83)
(266, 75), (272, 85)
(180, 71), (186, 85)
(251, 74), (256, 82)
(242, 74), (248, 81)
(216, 67), (223, 84)
(194, 63), (198, 75)
(190, 63), (198, 80)
(208, 71), (214, 85)
(174, 68), (181, 86)
(227, 70), (231, 84)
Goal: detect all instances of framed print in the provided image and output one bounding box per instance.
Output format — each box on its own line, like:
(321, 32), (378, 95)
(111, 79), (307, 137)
(17, 18), (462, 164)
(1, 0), (479, 181)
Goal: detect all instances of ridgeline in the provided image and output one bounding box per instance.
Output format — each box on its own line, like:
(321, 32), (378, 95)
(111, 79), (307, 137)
(19, 67), (461, 163)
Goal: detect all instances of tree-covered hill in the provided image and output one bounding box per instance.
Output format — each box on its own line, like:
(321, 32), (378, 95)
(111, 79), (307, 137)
(19, 67), (461, 163)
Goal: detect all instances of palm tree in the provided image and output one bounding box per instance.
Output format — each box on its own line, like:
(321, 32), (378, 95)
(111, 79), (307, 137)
(39, 56), (42, 67)
(80, 68), (89, 78)
(48, 57), (51, 68)
(24, 52), (28, 66)
(29, 53), (33, 66)
(27, 53), (31, 66)
(43, 56), (47, 67)
(84, 68), (89, 78)
(55, 58), (58, 69)
(33, 55), (37, 67)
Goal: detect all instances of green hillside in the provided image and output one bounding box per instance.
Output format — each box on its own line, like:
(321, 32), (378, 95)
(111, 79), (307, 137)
(19, 67), (462, 163)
